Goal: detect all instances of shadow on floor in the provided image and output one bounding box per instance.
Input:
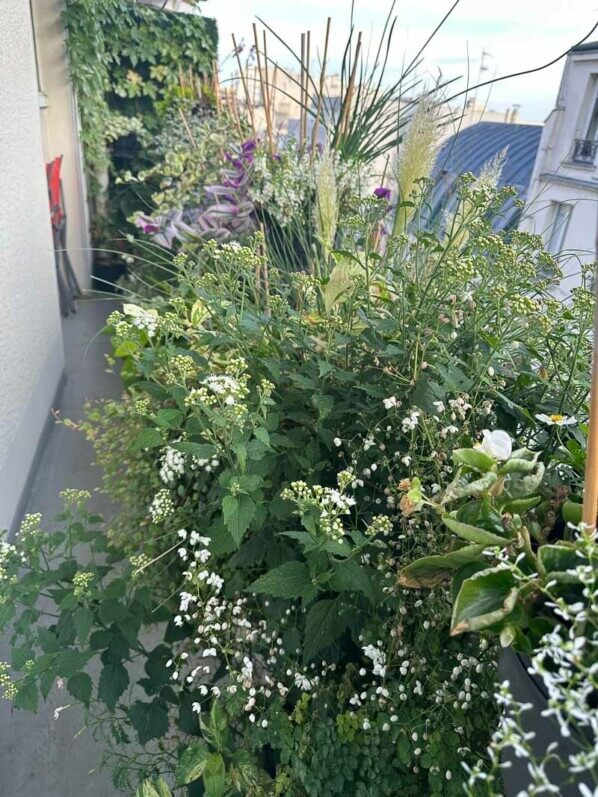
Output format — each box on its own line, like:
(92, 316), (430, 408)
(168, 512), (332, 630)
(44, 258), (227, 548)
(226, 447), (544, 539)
(0, 297), (123, 797)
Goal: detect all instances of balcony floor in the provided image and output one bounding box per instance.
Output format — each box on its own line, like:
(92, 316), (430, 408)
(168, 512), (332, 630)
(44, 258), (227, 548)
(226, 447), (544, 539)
(0, 298), (122, 797)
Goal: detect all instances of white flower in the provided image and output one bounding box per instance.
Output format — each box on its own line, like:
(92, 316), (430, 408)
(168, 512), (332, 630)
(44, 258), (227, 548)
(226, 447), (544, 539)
(535, 413), (576, 427)
(53, 705), (70, 721)
(383, 396), (398, 410)
(333, 437), (342, 447)
(192, 702), (202, 714)
(480, 429), (512, 461)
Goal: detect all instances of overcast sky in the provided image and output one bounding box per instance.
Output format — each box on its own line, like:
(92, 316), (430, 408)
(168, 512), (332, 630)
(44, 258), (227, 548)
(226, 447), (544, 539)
(205, 0), (598, 122)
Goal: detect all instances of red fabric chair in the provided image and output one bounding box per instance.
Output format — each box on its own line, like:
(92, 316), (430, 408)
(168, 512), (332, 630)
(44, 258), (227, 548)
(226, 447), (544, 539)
(46, 156), (81, 316)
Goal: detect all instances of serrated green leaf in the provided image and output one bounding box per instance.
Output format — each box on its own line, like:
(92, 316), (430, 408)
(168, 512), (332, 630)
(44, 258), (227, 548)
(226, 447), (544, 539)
(155, 408), (184, 429)
(248, 561), (311, 599)
(128, 699), (169, 745)
(133, 427), (163, 451)
(67, 672), (92, 704)
(329, 559), (375, 602)
(73, 606), (94, 643)
(303, 598), (349, 663)
(254, 427), (270, 446)
(222, 494), (256, 546)
(172, 441), (217, 459)
(14, 678), (38, 712)
(98, 661), (129, 709)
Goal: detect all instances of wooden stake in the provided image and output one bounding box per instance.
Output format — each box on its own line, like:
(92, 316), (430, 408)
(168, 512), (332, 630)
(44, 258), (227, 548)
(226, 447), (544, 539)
(232, 34), (256, 140)
(338, 32), (362, 141)
(253, 23), (273, 152)
(262, 30), (275, 155)
(582, 266), (598, 531)
(302, 31), (311, 146)
(178, 107), (197, 148)
(300, 33), (306, 148)
(311, 17), (331, 161)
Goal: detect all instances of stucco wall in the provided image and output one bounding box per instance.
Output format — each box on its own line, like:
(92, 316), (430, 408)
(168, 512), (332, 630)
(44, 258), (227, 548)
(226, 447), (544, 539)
(519, 49), (598, 299)
(32, 0), (92, 288)
(0, 0), (65, 530)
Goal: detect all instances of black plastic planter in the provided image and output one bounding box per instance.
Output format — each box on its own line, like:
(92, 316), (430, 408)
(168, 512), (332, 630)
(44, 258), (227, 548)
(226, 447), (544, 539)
(499, 648), (592, 795)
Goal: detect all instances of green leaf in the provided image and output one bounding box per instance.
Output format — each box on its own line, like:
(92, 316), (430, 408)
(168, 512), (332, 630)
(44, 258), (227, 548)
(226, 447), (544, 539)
(67, 672), (92, 704)
(399, 545), (487, 588)
(155, 408), (184, 429)
(254, 427), (270, 446)
(98, 600), (128, 625)
(172, 441), (217, 459)
(128, 699), (169, 745)
(443, 515), (507, 546)
(303, 598), (349, 663)
(73, 606), (94, 643)
(222, 494), (256, 546)
(133, 427), (162, 451)
(204, 753), (226, 797)
(248, 561), (312, 599)
(452, 448), (495, 472)
(537, 544), (580, 575)
(14, 678), (38, 712)
(176, 740), (211, 785)
(136, 778), (172, 797)
(329, 559), (376, 602)
(451, 568), (519, 636)
(98, 661), (129, 709)
(235, 474), (263, 493)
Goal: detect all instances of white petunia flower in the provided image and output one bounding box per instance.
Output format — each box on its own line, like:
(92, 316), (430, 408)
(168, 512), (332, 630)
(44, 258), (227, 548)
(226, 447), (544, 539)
(480, 429), (512, 460)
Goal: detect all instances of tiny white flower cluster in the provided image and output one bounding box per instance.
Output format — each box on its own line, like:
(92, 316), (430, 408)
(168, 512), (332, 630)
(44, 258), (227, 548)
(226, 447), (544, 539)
(363, 642), (386, 678)
(281, 474), (357, 541)
(122, 303), (159, 337)
(159, 446), (186, 485)
(149, 488), (175, 523)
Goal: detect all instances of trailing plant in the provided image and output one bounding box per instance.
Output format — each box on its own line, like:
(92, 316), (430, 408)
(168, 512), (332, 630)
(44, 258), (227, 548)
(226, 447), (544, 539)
(63, 0), (217, 212)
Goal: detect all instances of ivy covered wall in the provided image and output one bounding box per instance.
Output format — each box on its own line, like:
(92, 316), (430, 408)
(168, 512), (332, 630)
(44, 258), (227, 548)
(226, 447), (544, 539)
(62, 0), (217, 238)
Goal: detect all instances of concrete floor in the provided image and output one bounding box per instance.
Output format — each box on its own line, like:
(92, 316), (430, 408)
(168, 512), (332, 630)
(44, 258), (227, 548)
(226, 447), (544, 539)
(0, 298), (122, 797)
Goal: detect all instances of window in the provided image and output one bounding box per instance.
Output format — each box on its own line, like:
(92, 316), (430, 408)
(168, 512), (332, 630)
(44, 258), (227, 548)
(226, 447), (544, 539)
(586, 91), (598, 141)
(546, 202), (572, 254)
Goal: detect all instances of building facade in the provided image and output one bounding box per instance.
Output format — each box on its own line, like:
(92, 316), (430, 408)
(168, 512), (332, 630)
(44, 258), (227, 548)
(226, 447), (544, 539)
(519, 42), (598, 299)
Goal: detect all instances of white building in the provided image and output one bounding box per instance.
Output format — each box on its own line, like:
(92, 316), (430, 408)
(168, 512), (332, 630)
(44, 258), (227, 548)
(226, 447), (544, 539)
(0, 0), (94, 530)
(519, 41), (598, 299)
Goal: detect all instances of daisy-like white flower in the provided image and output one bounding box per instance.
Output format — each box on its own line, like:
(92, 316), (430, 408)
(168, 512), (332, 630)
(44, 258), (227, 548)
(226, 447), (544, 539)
(535, 413), (577, 427)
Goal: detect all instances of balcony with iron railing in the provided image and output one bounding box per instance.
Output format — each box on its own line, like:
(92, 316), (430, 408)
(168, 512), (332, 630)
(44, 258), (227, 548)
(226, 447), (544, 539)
(571, 137), (598, 165)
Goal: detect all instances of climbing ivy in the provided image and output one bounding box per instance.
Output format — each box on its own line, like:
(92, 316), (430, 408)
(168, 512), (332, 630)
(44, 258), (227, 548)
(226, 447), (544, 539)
(62, 0), (217, 207)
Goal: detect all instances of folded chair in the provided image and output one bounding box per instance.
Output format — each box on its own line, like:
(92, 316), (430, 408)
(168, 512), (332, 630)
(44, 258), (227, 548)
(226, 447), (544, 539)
(46, 156), (81, 316)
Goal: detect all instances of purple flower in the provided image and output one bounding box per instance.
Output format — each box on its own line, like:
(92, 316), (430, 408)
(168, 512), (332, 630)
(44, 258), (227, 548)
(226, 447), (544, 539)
(374, 186), (391, 202)
(242, 139), (257, 154)
(134, 214), (160, 235)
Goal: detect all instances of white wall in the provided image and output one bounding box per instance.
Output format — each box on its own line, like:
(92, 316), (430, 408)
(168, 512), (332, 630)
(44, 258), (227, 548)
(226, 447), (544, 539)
(32, 0), (92, 288)
(0, 1), (65, 530)
(519, 47), (598, 299)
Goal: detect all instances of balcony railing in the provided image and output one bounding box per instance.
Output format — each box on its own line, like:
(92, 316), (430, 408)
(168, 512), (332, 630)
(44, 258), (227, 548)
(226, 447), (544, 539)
(572, 138), (598, 165)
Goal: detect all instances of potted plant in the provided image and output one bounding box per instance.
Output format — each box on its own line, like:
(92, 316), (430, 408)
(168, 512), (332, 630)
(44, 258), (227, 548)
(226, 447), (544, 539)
(398, 430), (597, 795)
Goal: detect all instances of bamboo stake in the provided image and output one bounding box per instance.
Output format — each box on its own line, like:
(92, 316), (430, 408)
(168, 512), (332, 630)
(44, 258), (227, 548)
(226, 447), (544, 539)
(178, 108), (197, 149)
(262, 30), (275, 155)
(270, 66), (279, 135)
(300, 33), (306, 148)
(303, 31), (311, 146)
(311, 17), (332, 162)
(232, 34), (257, 140)
(253, 23), (273, 153)
(582, 266), (598, 531)
(338, 32), (362, 141)
(213, 59), (221, 117)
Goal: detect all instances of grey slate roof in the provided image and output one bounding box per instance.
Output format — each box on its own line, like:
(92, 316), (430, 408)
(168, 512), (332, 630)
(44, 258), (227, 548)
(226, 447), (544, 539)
(428, 121), (543, 232)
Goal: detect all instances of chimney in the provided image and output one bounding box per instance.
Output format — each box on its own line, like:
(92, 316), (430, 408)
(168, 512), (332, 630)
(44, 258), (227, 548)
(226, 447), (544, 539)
(510, 104), (521, 123)
(504, 106), (511, 123)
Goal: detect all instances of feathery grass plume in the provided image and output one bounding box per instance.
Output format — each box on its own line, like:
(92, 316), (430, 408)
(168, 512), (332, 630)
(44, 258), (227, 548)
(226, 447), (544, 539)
(449, 147), (507, 250)
(393, 98), (442, 237)
(315, 145), (338, 277)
